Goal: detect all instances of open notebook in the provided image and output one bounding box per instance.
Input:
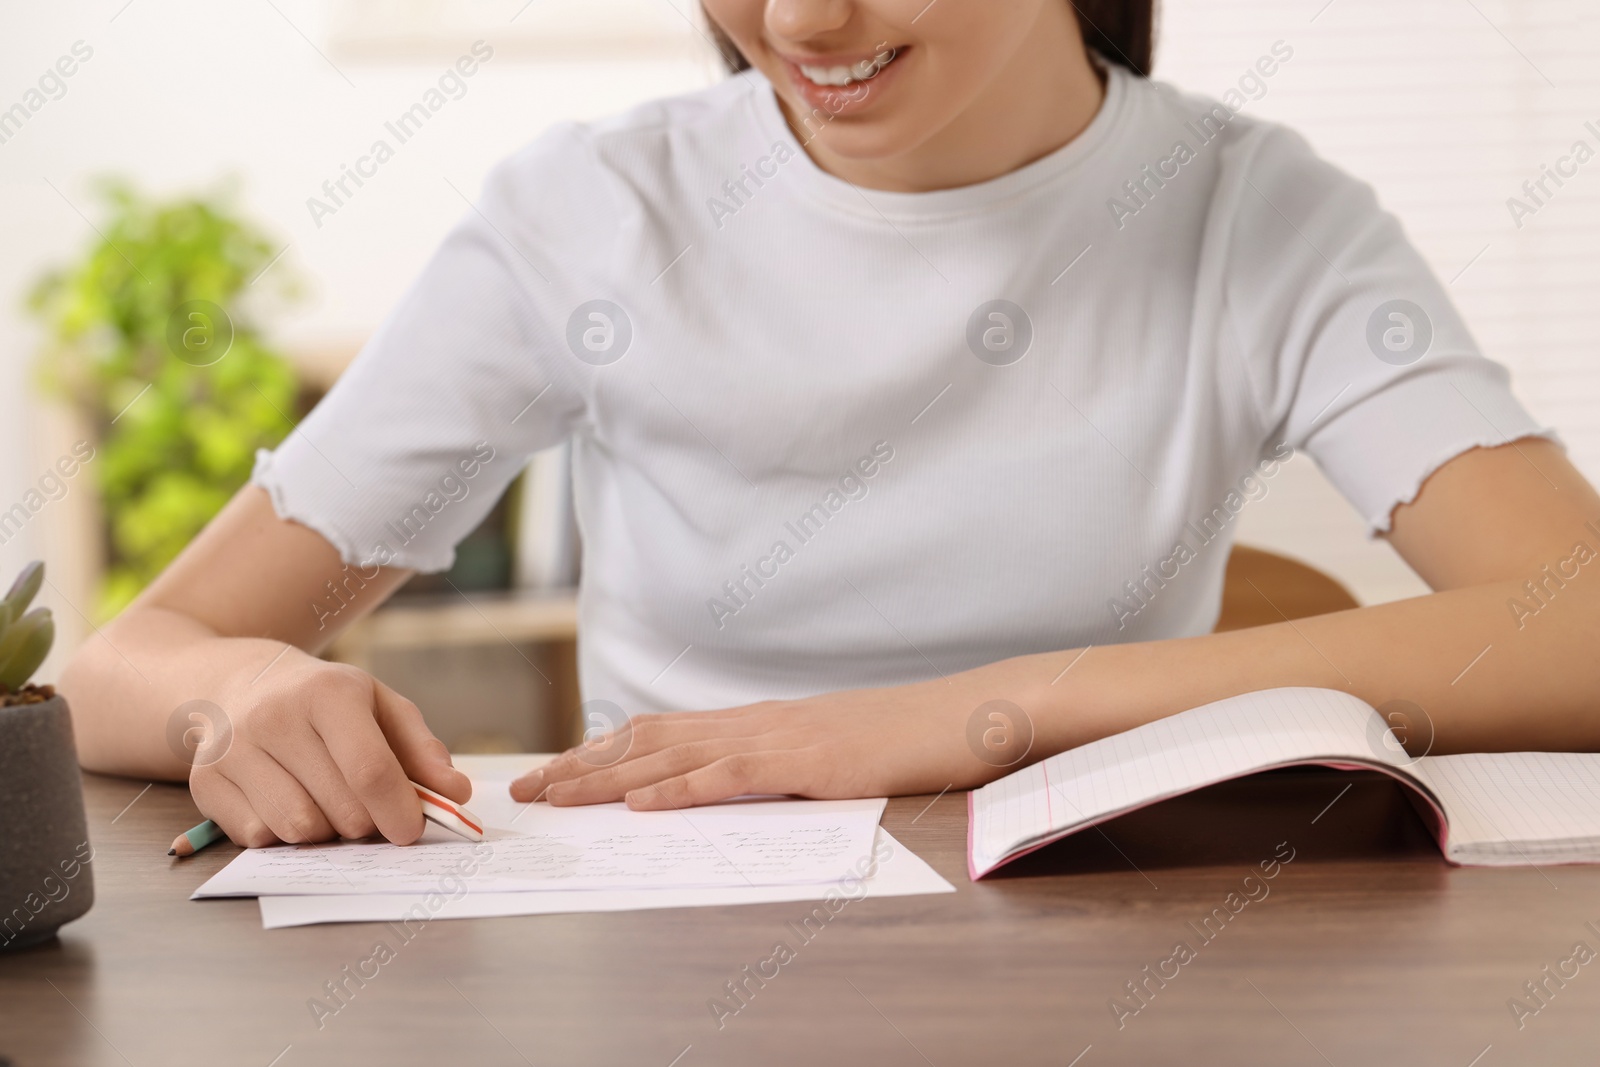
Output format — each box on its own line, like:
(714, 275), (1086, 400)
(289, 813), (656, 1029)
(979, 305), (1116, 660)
(968, 687), (1600, 878)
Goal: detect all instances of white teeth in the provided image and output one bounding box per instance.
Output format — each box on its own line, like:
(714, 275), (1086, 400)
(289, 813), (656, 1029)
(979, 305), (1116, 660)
(798, 48), (897, 88)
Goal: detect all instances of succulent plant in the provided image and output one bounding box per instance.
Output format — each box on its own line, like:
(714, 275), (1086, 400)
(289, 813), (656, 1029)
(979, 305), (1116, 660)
(0, 562), (54, 694)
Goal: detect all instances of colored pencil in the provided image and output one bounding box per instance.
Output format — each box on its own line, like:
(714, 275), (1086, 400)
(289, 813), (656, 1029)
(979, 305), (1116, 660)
(169, 818), (225, 857)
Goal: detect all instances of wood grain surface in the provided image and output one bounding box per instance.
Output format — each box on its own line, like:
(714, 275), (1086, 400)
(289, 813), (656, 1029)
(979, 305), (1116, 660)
(3, 767), (1599, 1066)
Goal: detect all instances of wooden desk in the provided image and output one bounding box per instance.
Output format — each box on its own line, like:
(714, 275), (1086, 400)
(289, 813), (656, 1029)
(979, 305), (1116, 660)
(4, 766), (1599, 1066)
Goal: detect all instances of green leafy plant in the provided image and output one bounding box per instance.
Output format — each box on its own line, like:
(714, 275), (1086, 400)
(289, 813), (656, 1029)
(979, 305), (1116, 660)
(26, 178), (302, 618)
(0, 562), (54, 699)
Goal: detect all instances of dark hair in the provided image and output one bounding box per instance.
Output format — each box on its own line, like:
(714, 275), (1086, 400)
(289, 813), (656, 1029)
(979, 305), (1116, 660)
(1072, 0), (1157, 75)
(703, 1), (1157, 77)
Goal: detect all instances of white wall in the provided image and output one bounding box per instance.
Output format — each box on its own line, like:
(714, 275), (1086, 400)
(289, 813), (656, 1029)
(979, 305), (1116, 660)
(3, 0), (1596, 678)
(1157, 0), (1600, 602)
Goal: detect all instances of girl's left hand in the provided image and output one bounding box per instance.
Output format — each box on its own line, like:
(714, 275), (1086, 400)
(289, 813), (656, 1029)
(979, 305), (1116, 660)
(508, 673), (1046, 810)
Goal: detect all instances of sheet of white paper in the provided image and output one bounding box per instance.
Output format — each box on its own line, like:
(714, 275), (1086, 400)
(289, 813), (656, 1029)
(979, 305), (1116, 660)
(256, 828), (952, 928)
(1409, 752), (1600, 861)
(195, 783), (886, 897)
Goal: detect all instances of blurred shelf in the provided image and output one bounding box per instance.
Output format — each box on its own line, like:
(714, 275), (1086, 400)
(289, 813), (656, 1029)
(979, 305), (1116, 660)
(328, 587), (584, 747)
(330, 588), (578, 660)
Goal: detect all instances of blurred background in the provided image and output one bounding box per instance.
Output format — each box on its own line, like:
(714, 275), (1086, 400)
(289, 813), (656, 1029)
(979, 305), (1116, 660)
(1, 0), (1595, 752)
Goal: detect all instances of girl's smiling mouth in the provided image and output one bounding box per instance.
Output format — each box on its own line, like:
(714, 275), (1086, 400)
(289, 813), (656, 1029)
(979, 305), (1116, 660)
(776, 44), (909, 116)
(793, 45), (900, 87)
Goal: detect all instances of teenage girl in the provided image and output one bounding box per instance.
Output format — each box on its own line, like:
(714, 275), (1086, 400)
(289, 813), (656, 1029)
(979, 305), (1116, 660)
(64, 0), (1600, 847)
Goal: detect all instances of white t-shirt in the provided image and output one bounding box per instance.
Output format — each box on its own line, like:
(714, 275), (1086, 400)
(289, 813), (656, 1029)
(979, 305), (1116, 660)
(254, 64), (1551, 716)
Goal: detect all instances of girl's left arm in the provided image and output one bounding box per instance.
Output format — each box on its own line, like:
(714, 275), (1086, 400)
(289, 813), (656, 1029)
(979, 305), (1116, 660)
(515, 436), (1600, 809)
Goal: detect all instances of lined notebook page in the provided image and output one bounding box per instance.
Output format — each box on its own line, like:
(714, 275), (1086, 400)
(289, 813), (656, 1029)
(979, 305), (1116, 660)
(1410, 754), (1600, 865)
(969, 688), (1394, 878)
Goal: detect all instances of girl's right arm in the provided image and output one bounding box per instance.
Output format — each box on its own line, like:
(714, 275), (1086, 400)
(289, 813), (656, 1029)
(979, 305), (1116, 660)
(60, 485), (472, 847)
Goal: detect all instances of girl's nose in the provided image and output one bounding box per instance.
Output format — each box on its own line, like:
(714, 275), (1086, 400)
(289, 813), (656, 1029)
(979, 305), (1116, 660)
(763, 0), (858, 46)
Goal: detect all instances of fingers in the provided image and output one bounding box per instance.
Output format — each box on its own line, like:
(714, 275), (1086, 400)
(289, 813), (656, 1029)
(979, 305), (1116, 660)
(511, 708), (775, 801)
(228, 750), (337, 843)
(261, 727), (378, 840)
(512, 744), (635, 802)
(192, 772), (279, 849)
(193, 656), (454, 847)
(625, 752), (805, 811)
(509, 765), (549, 803)
(373, 679), (472, 803)
(542, 740), (759, 806)
(310, 670), (427, 845)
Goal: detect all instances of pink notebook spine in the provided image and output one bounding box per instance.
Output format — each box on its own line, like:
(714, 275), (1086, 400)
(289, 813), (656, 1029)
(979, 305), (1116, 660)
(966, 757), (1455, 881)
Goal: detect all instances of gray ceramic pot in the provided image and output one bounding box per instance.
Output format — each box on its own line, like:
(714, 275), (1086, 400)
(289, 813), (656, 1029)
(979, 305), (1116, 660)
(0, 694), (95, 949)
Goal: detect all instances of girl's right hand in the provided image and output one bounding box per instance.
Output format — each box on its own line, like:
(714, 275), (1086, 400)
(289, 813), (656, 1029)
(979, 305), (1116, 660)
(186, 646), (471, 848)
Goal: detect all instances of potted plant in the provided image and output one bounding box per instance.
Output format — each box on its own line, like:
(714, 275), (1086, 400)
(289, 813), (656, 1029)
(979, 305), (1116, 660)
(0, 562), (95, 950)
(27, 178), (302, 618)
